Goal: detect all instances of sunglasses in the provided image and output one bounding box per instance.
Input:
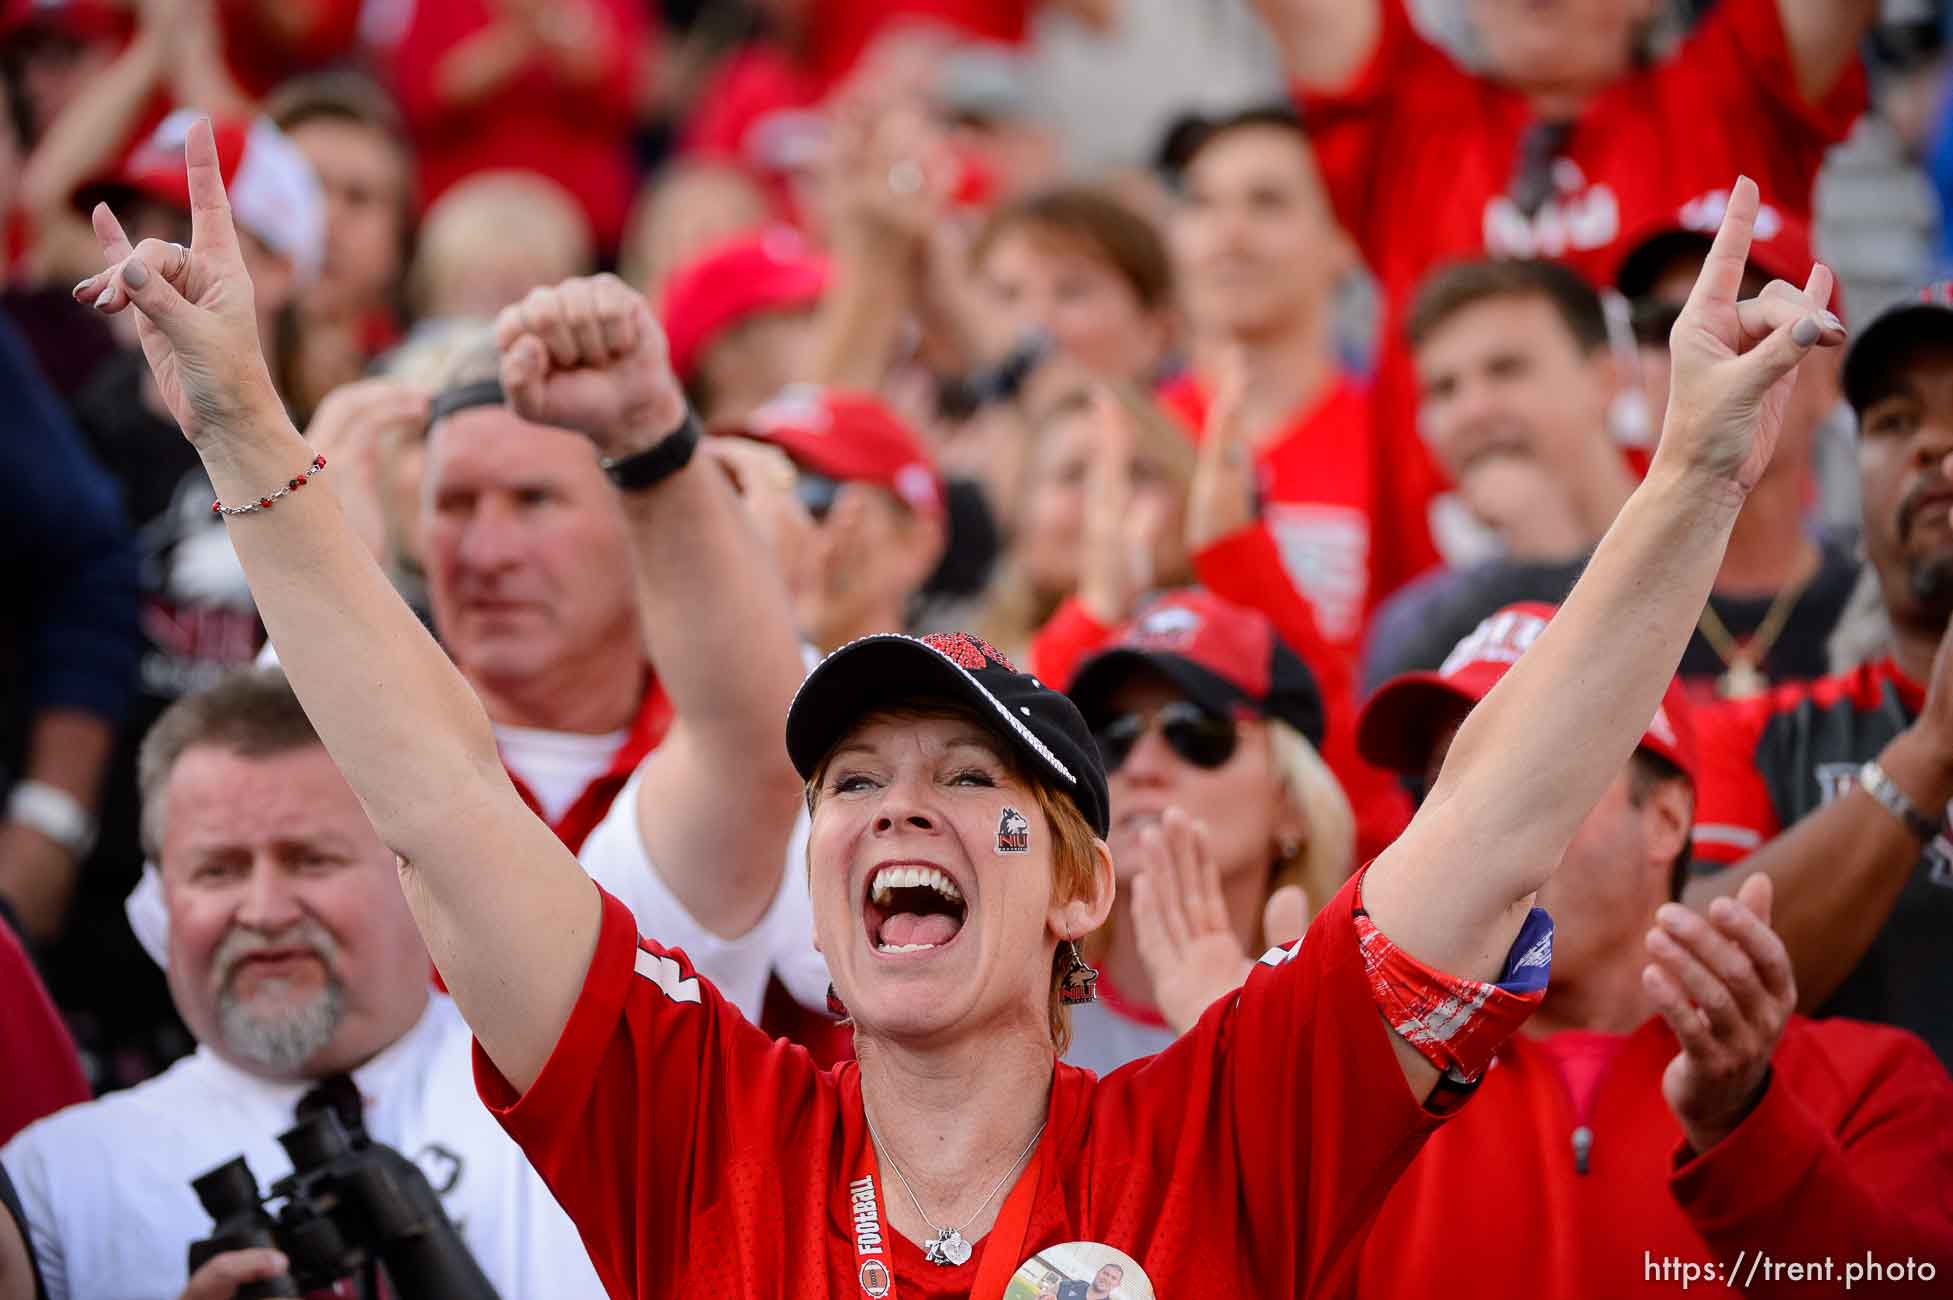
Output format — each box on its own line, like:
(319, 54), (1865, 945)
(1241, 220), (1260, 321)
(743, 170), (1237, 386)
(1093, 701), (1239, 774)
(795, 471), (842, 522)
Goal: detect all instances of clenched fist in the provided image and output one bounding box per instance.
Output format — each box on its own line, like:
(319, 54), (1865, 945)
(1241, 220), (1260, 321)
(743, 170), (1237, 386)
(492, 275), (688, 460)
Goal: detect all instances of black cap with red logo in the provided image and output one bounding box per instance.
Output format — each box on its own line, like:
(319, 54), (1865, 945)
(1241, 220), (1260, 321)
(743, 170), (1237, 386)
(1842, 283), (1953, 416)
(1065, 589), (1326, 748)
(786, 632), (1111, 838)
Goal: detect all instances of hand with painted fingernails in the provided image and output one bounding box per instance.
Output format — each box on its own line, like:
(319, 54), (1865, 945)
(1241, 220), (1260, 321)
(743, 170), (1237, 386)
(1656, 175), (1847, 504)
(1643, 872), (1797, 1155)
(71, 117), (283, 445)
(492, 273), (688, 461)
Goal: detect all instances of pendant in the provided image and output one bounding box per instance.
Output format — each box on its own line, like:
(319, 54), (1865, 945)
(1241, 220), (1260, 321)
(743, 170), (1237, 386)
(925, 1228), (973, 1267)
(1718, 659), (1769, 699)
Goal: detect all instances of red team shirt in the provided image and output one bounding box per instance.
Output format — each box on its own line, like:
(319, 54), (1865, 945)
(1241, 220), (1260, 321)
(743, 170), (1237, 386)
(476, 871), (1541, 1297)
(1294, 0), (1863, 568)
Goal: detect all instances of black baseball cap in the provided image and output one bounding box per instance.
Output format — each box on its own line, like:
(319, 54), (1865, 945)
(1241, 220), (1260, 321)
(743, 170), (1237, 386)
(1843, 283), (1953, 415)
(1065, 589), (1326, 749)
(785, 632), (1112, 838)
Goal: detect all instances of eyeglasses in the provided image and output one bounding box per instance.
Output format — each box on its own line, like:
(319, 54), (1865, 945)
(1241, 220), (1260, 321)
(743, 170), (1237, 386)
(1093, 701), (1239, 774)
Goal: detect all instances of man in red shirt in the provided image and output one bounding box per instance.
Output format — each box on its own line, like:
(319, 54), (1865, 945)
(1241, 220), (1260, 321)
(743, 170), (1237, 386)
(1339, 602), (1953, 1298)
(1688, 288), (1953, 1068)
(1159, 106), (1425, 651)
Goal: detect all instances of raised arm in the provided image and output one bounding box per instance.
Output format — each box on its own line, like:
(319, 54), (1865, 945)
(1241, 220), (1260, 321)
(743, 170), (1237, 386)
(1779, 0), (1878, 106)
(70, 119), (607, 1094)
(1246, 0), (1380, 90)
(493, 283), (808, 940)
(1361, 180), (1844, 993)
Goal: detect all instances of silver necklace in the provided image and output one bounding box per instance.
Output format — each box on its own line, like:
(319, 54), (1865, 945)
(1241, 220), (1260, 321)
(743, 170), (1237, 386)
(862, 1103), (1046, 1268)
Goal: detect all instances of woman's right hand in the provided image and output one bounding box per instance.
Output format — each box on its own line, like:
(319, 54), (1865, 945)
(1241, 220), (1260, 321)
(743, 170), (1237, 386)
(71, 117), (284, 445)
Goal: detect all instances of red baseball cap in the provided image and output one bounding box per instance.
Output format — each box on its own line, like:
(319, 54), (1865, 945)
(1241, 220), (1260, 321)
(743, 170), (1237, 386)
(1614, 188), (1831, 315)
(657, 226), (829, 382)
(76, 110), (324, 281)
(1066, 589), (1326, 749)
(1358, 602), (1697, 782)
(734, 385), (945, 514)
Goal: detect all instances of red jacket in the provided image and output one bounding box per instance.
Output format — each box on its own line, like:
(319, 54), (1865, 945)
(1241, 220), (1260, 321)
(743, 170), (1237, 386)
(0, 922), (89, 1143)
(1342, 1015), (1953, 1298)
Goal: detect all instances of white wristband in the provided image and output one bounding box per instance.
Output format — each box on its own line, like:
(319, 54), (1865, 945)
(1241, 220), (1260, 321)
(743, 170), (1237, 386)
(6, 780), (96, 858)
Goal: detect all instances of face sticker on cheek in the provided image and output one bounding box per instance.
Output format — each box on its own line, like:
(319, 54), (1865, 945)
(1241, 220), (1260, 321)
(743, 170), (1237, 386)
(996, 806), (1030, 855)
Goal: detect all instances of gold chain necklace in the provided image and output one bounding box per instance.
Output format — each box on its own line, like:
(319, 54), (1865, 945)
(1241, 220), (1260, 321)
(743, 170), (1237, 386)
(1696, 570), (1813, 699)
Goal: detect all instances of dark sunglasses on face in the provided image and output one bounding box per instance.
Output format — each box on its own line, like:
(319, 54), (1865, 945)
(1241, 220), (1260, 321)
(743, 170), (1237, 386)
(795, 471), (842, 522)
(1093, 700), (1239, 774)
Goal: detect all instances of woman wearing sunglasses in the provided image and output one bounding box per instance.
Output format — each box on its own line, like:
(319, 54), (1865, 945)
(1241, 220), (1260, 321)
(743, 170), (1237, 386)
(1063, 589), (1355, 1072)
(93, 136), (1842, 1295)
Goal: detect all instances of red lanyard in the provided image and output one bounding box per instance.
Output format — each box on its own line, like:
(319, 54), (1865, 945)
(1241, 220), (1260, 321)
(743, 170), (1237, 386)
(844, 1119), (1046, 1300)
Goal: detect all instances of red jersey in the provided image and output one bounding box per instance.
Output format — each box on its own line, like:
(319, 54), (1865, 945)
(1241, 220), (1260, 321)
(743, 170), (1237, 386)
(477, 871), (1537, 1297)
(1157, 372), (1437, 644)
(1341, 1016), (1953, 1298)
(0, 922), (89, 1145)
(805, 1), (1035, 92)
(385, 0), (649, 246)
(1296, 0), (1863, 569)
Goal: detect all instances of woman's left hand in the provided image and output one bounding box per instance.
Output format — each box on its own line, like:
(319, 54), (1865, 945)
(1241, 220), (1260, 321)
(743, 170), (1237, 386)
(1128, 809), (1260, 1034)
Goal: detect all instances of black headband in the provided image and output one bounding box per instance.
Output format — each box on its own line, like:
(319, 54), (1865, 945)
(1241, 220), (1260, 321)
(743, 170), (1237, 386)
(426, 378), (506, 429)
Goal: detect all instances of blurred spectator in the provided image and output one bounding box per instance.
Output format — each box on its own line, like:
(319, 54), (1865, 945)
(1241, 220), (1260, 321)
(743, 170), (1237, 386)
(2, 669), (606, 1298)
(1158, 106), (1418, 656)
(729, 385), (948, 653)
(385, 0), (651, 249)
(976, 381), (1193, 664)
(0, 309), (138, 949)
(1250, 0), (1874, 597)
(265, 72), (416, 423)
(1341, 602), (1953, 1297)
(16, 0), (249, 288)
(408, 170), (595, 321)
(968, 184), (1178, 383)
(1363, 259), (1636, 686)
(1064, 589), (1352, 1071)
(1614, 192), (1858, 701)
(660, 225), (828, 425)
(1688, 288), (1953, 1068)
(0, 0), (127, 151)
(617, 158), (773, 300)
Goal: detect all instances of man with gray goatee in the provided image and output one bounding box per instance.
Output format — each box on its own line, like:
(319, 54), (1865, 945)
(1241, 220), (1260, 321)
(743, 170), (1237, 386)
(0, 668), (604, 1300)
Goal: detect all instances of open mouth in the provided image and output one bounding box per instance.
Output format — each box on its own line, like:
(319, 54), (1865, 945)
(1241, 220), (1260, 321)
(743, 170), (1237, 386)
(863, 864), (968, 955)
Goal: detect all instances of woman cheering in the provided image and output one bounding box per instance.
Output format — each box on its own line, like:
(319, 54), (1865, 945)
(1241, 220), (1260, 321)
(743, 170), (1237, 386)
(74, 123), (1843, 1298)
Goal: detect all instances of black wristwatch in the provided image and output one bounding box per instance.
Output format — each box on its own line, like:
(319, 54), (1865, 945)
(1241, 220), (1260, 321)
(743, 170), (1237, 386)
(601, 407), (702, 492)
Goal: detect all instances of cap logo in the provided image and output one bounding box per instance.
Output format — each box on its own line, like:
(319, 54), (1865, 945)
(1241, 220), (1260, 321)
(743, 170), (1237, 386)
(1132, 605), (1201, 649)
(1679, 189), (1782, 242)
(750, 385), (830, 436)
(919, 632), (1014, 673)
(1439, 610), (1549, 678)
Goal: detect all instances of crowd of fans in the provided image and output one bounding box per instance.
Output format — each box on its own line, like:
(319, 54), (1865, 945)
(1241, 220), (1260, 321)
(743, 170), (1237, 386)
(4, 0), (1953, 1296)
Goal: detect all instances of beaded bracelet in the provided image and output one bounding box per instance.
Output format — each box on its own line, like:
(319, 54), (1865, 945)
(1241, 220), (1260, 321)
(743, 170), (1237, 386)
(211, 454), (328, 517)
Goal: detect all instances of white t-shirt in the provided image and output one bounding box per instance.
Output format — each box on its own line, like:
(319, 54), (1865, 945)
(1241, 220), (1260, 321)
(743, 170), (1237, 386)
(578, 766), (831, 1020)
(1, 997), (605, 1300)
(493, 722), (628, 824)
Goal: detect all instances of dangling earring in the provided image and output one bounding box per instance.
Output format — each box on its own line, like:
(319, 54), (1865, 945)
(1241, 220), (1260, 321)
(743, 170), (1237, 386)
(1058, 941), (1099, 1006)
(826, 983), (849, 1019)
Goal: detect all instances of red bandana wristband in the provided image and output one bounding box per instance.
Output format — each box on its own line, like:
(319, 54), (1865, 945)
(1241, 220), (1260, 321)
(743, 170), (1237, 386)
(1351, 871), (1553, 1088)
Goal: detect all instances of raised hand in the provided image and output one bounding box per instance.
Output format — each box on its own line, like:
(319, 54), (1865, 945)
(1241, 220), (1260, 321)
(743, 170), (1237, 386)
(1644, 872), (1797, 1155)
(1128, 808), (1292, 1034)
(1075, 387), (1152, 625)
(1658, 176), (1846, 498)
(72, 117), (282, 444)
(493, 273), (688, 459)
(1185, 348), (1257, 552)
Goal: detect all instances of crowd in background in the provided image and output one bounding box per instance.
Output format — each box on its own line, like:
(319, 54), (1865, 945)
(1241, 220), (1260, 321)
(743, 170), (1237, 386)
(5, 0), (1953, 1296)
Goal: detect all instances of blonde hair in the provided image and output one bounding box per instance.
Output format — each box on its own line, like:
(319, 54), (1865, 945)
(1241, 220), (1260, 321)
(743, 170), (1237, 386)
(410, 172), (595, 318)
(1264, 719), (1357, 916)
(804, 702), (1105, 1054)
